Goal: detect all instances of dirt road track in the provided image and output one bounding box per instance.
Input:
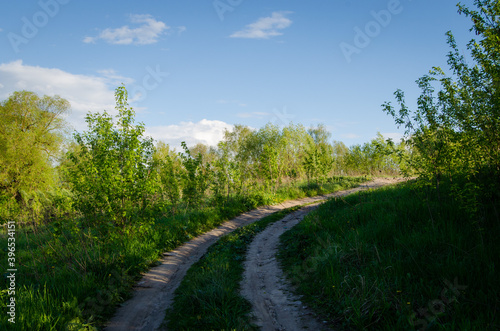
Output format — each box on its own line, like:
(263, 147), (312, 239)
(241, 204), (327, 331)
(104, 178), (403, 330)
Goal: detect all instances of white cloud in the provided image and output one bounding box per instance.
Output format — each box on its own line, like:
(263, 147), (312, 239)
(0, 60), (119, 131)
(177, 26), (187, 34)
(84, 14), (169, 45)
(146, 119), (233, 148)
(230, 11), (292, 39)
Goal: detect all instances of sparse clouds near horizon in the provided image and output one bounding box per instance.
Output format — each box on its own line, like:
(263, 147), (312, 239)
(146, 119), (233, 148)
(230, 11), (292, 39)
(83, 14), (170, 45)
(0, 60), (233, 148)
(0, 60), (117, 131)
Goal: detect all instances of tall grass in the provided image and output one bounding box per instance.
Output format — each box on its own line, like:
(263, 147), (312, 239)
(0, 176), (366, 330)
(278, 181), (500, 330)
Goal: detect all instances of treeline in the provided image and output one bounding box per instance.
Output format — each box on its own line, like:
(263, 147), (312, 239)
(0, 86), (403, 227)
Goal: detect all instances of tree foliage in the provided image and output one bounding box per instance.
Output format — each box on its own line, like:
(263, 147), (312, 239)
(0, 91), (70, 222)
(66, 86), (154, 227)
(383, 0), (500, 217)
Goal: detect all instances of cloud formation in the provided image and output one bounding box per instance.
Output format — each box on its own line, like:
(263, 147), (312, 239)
(0, 60), (117, 131)
(230, 11), (292, 39)
(146, 119), (233, 148)
(84, 14), (169, 45)
(0, 61), (233, 148)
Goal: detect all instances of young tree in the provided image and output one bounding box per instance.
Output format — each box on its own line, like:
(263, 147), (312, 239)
(152, 141), (182, 208)
(179, 142), (212, 207)
(304, 124), (334, 183)
(221, 125), (254, 192)
(383, 0), (500, 216)
(67, 86), (155, 227)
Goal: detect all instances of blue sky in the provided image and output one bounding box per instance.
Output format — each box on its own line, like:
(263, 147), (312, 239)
(0, 0), (476, 148)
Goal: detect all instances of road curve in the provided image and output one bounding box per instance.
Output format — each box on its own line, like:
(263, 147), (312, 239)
(105, 178), (401, 330)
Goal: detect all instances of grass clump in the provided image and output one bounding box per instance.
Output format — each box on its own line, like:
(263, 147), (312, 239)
(278, 181), (500, 330)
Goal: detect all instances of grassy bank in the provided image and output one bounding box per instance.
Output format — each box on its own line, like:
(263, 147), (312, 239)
(0, 176), (366, 330)
(278, 181), (500, 330)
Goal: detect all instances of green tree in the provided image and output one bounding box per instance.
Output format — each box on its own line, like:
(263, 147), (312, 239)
(179, 142), (211, 207)
(152, 141), (182, 209)
(383, 0), (500, 217)
(304, 124), (334, 183)
(67, 86), (154, 227)
(281, 124), (311, 180)
(0, 91), (70, 222)
(221, 125), (254, 192)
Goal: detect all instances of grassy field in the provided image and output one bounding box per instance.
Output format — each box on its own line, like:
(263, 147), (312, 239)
(0, 176), (366, 330)
(278, 180), (499, 330)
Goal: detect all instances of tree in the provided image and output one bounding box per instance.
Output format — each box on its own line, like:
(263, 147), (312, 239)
(221, 125), (254, 192)
(0, 91), (70, 222)
(179, 142), (212, 207)
(304, 124), (334, 183)
(67, 86), (154, 227)
(383, 0), (500, 217)
(152, 141), (182, 208)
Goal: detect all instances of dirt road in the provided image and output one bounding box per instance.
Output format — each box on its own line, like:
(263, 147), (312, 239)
(105, 178), (403, 330)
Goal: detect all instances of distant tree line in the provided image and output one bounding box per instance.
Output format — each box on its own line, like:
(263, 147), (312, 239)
(0, 87), (404, 226)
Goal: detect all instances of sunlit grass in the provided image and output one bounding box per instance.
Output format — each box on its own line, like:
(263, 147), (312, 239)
(0, 176), (366, 330)
(164, 176), (366, 330)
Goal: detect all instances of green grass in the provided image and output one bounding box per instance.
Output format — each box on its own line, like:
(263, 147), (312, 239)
(0, 176), (366, 330)
(163, 176), (368, 330)
(278, 181), (500, 330)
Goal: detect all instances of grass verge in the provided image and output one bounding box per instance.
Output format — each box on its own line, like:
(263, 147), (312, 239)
(0, 176), (366, 330)
(278, 181), (500, 330)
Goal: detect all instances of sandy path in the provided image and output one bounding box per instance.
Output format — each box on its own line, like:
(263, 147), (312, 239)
(104, 178), (402, 330)
(240, 178), (403, 331)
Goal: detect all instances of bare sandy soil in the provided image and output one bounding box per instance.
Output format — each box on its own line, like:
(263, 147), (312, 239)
(104, 178), (404, 330)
